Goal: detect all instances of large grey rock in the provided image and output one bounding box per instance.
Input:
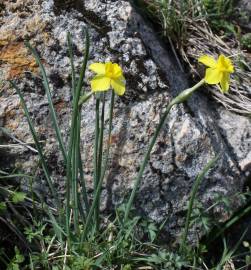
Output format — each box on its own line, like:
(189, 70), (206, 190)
(0, 0), (250, 241)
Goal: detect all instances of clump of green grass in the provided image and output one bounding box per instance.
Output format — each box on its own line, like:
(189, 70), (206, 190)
(202, 0), (235, 33)
(138, 0), (235, 48)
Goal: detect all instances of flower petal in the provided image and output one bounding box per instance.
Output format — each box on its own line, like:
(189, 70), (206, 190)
(118, 74), (125, 81)
(111, 79), (126, 96)
(89, 63), (105, 75)
(198, 55), (217, 68)
(111, 63), (123, 77)
(218, 54), (234, 73)
(205, 68), (222, 84)
(220, 72), (230, 93)
(90, 75), (111, 92)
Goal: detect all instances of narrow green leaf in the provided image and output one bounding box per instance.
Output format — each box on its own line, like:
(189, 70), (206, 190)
(78, 92), (93, 106)
(10, 81), (60, 210)
(180, 154), (219, 251)
(24, 41), (67, 165)
(47, 208), (66, 244)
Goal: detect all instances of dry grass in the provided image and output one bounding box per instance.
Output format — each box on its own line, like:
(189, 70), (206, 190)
(183, 17), (251, 115)
(142, 0), (251, 115)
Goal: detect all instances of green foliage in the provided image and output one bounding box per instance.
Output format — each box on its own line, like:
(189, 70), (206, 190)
(201, 0), (235, 34)
(24, 221), (46, 243)
(0, 201), (7, 212)
(243, 241), (251, 266)
(241, 33), (251, 51)
(11, 192), (26, 204)
(138, 0), (237, 50)
(137, 250), (187, 270)
(6, 247), (24, 270)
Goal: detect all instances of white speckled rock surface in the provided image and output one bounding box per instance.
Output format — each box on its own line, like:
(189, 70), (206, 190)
(0, 0), (250, 241)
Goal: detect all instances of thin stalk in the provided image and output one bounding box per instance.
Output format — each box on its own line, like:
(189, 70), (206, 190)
(78, 148), (89, 215)
(81, 166), (104, 241)
(81, 91), (114, 241)
(93, 97), (100, 226)
(95, 94), (106, 230)
(72, 127), (79, 234)
(67, 33), (76, 93)
(25, 41), (67, 165)
(179, 155), (219, 252)
(123, 79), (205, 223)
(65, 28), (90, 237)
(67, 28), (90, 161)
(76, 110), (89, 216)
(10, 81), (60, 209)
(100, 91), (115, 181)
(65, 32), (77, 238)
(72, 111), (87, 226)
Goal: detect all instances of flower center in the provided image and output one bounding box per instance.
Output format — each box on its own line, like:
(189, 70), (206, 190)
(216, 56), (234, 73)
(105, 63), (121, 79)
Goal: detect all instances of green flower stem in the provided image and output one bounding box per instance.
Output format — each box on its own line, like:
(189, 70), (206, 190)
(124, 79), (205, 223)
(67, 28), (89, 161)
(94, 97), (100, 192)
(67, 33), (76, 93)
(65, 32), (77, 240)
(95, 94), (106, 230)
(72, 125), (79, 234)
(77, 89), (90, 216)
(81, 90), (115, 241)
(65, 28), (90, 238)
(77, 114), (89, 215)
(100, 91), (115, 182)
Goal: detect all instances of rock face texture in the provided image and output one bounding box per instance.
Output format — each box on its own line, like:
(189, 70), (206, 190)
(236, 0), (251, 30)
(0, 0), (251, 241)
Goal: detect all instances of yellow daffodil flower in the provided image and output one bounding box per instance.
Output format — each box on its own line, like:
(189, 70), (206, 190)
(198, 54), (234, 93)
(89, 62), (126, 96)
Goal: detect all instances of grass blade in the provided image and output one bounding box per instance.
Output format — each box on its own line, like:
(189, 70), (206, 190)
(24, 41), (67, 165)
(10, 81), (60, 209)
(67, 32), (76, 94)
(180, 154), (219, 252)
(95, 94), (106, 230)
(65, 28), (90, 236)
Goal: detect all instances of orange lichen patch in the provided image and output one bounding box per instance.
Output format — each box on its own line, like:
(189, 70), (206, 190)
(0, 42), (38, 79)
